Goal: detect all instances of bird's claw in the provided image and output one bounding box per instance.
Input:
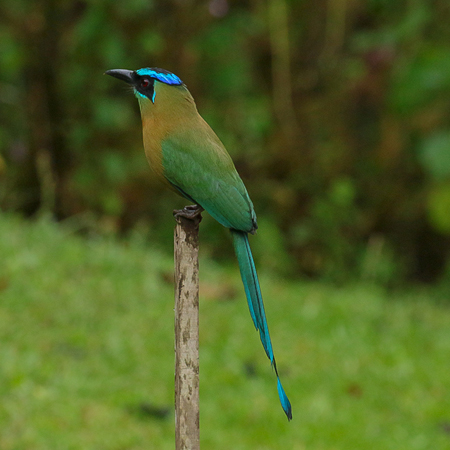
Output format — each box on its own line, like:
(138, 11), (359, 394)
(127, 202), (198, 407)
(173, 205), (204, 223)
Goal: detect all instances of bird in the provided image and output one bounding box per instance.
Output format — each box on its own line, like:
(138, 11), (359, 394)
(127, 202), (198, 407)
(105, 67), (292, 420)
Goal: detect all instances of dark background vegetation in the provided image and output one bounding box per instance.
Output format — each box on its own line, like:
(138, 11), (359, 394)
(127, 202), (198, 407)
(2, 0), (450, 284)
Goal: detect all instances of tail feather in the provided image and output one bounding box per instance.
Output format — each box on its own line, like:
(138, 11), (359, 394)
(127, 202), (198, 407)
(231, 230), (292, 421)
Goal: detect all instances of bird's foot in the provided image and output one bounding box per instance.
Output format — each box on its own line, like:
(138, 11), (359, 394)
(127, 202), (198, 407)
(173, 205), (204, 224)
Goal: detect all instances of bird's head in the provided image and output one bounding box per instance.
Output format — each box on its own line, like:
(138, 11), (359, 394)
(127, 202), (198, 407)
(105, 67), (189, 105)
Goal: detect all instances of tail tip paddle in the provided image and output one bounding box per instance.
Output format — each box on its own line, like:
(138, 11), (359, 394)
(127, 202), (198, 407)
(277, 377), (292, 421)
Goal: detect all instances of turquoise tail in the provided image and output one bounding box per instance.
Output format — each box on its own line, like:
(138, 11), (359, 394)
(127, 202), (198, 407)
(231, 230), (292, 421)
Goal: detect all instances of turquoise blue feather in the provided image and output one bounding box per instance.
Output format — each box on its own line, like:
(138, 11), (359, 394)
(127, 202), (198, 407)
(136, 67), (183, 85)
(231, 230), (292, 420)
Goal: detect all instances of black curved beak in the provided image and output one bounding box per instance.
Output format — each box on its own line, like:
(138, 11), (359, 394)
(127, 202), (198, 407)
(104, 69), (137, 84)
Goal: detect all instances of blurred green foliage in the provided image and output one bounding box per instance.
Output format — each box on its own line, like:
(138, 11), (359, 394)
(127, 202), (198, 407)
(1, 215), (450, 449)
(1, 0), (450, 283)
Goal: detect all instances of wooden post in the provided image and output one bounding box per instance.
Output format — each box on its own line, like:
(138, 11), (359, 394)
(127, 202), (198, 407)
(174, 212), (201, 450)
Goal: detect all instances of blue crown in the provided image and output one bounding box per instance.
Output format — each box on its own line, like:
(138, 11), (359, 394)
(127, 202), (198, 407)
(136, 67), (183, 86)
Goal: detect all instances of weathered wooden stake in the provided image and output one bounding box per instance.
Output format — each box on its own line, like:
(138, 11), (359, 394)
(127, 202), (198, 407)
(174, 211), (201, 450)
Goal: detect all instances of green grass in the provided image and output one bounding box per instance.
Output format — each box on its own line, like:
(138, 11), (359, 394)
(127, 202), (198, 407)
(1, 214), (450, 449)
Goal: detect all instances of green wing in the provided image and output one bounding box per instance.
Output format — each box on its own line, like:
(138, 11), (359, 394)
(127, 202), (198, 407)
(161, 128), (257, 233)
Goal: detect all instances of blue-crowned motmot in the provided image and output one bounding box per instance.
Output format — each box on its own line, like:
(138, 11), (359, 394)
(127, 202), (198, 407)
(105, 67), (292, 420)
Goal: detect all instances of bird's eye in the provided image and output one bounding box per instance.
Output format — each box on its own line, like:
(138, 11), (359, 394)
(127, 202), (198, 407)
(141, 78), (151, 88)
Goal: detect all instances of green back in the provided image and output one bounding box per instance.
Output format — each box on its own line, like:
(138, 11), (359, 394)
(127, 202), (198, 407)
(161, 128), (257, 233)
